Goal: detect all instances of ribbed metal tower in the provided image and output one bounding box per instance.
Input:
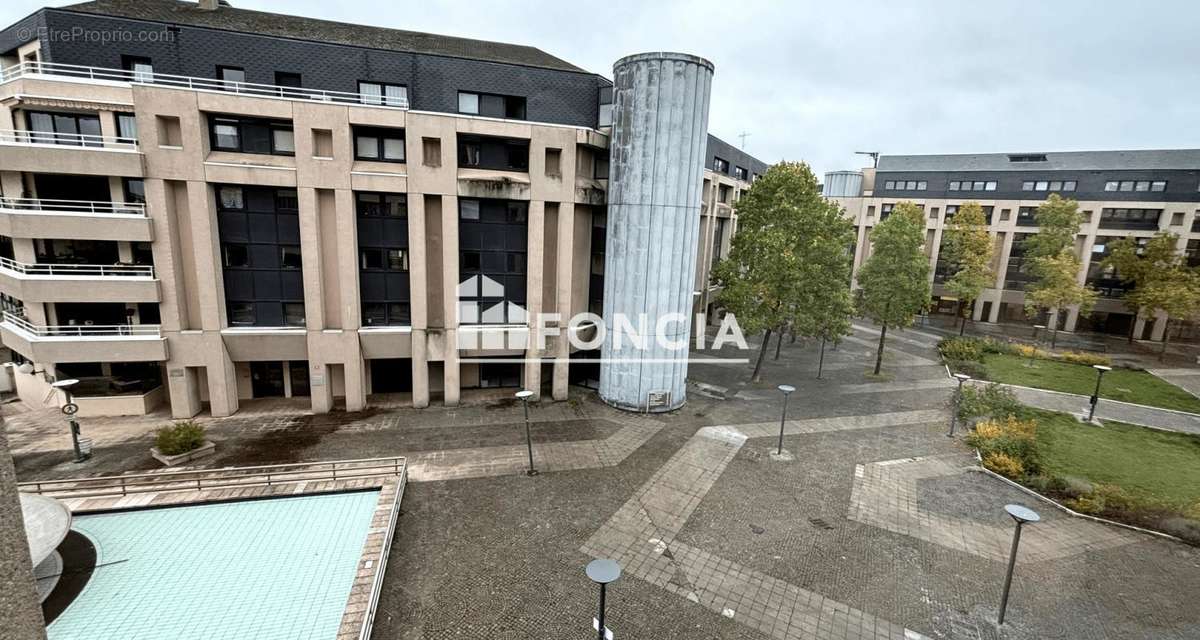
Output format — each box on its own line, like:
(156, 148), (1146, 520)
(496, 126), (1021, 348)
(599, 52), (713, 412)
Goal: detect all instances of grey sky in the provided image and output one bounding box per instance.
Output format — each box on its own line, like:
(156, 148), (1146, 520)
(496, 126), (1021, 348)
(10, 0), (1200, 175)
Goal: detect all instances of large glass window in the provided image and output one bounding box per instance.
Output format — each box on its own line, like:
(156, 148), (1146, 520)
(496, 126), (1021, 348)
(359, 81), (408, 107)
(25, 110), (102, 146)
(353, 126), (405, 162)
(356, 191), (410, 326)
(457, 91), (526, 119)
(208, 115), (294, 156)
(457, 134), (529, 171)
(458, 198), (527, 324)
(216, 186), (304, 327)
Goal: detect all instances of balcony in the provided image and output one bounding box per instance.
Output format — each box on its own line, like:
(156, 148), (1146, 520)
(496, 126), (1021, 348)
(0, 198), (152, 241)
(0, 128), (142, 175)
(0, 258), (158, 303)
(0, 61), (409, 110)
(0, 312), (167, 363)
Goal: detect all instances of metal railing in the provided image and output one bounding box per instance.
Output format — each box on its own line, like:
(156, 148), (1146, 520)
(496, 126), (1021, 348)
(0, 128), (138, 150)
(18, 456), (407, 499)
(1, 311), (161, 338)
(1, 61), (410, 109)
(0, 197), (147, 217)
(0, 256), (154, 278)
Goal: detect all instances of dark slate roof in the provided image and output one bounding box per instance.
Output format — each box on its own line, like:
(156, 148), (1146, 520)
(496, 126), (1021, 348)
(706, 134), (769, 177)
(877, 149), (1200, 173)
(58, 0), (590, 73)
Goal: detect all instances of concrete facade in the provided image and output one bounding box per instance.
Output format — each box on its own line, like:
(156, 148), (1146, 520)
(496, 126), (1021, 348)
(0, 1), (765, 417)
(0, 420), (46, 640)
(827, 150), (1200, 340)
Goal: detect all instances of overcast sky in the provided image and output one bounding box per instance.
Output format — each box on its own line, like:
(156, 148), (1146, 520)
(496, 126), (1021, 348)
(12, 0), (1200, 174)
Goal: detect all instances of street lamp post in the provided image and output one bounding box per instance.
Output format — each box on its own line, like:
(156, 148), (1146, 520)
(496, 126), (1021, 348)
(516, 390), (537, 476)
(1086, 365), (1112, 422)
(586, 559), (621, 640)
(51, 379), (88, 463)
(776, 384), (795, 455)
(948, 373), (971, 437)
(997, 504), (1040, 625)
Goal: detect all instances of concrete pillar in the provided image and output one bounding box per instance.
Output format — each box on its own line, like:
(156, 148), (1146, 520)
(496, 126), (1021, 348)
(1150, 311), (1168, 342)
(0, 422), (47, 640)
(1063, 235), (1096, 333)
(167, 366), (202, 418)
(553, 202), (575, 400)
(1132, 313), (1148, 341)
(407, 193), (430, 408)
(310, 362), (333, 413)
(441, 195), (461, 406)
(600, 52), (712, 412)
(523, 201), (545, 398)
(206, 339), (239, 417)
(343, 344), (367, 412)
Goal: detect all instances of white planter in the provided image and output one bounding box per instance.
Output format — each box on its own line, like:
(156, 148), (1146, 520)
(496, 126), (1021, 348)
(151, 440), (215, 467)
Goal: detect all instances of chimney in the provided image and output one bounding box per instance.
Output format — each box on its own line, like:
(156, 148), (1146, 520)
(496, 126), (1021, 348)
(198, 0), (219, 10)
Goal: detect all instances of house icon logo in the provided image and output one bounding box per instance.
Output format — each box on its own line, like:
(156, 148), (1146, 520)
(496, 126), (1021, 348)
(456, 274), (527, 350)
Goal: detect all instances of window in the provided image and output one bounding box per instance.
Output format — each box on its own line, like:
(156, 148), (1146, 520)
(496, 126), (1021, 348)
(358, 81), (408, 107)
(116, 112), (138, 144)
(355, 192), (407, 217)
(1152, 180), (1167, 192)
(358, 248), (407, 271)
(208, 115), (295, 155)
(283, 303), (305, 327)
(275, 72), (301, 88)
(948, 181), (960, 191)
(217, 65), (245, 89)
(223, 244), (249, 267)
(457, 91), (526, 119)
(123, 178), (146, 204)
(884, 181), (895, 190)
(714, 157), (729, 174)
(734, 166), (747, 181)
(545, 148), (562, 176)
(1008, 154), (1047, 162)
(275, 189), (299, 210)
(25, 110), (102, 146)
(422, 137), (442, 167)
(457, 134), (529, 171)
(279, 246), (302, 269)
(219, 186), (244, 209)
(1120, 181), (1134, 192)
(1099, 208), (1162, 229)
(1172, 212), (1185, 226)
(949, 179), (997, 192)
(1105, 181), (1119, 191)
(121, 55), (153, 82)
(353, 126), (405, 162)
(229, 302), (254, 325)
(458, 198), (528, 325)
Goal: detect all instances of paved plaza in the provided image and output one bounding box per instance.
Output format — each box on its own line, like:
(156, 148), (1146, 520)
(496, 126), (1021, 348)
(8, 324), (1200, 639)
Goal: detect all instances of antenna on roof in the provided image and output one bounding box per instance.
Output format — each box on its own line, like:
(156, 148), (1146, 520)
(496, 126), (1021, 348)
(854, 151), (879, 168)
(737, 131), (750, 149)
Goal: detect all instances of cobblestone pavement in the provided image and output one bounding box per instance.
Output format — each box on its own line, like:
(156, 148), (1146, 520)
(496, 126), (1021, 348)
(10, 322), (1200, 639)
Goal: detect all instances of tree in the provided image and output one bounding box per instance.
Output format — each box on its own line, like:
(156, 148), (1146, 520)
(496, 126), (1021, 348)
(715, 162), (854, 382)
(1103, 233), (1200, 360)
(856, 201), (931, 375)
(1023, 247), (1097, 348)
(941, 201), (994, 335)
(1021, 195), (1091, 347)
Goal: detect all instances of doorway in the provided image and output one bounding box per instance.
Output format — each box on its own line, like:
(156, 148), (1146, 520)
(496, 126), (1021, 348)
(288, 361), (310, 397)
(370, 359), (412, 393)
(250, 361), (285, 397)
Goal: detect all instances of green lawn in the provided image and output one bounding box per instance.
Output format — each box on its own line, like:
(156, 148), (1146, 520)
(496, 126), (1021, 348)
(1033, 409), (1200, 507)
(981, 353), (1200, 413)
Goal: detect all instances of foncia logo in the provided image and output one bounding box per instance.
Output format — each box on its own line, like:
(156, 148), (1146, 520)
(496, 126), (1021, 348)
(455, 274), (750, 362)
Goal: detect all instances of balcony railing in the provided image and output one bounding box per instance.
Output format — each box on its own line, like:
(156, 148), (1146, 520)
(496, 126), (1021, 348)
(1, 61), (410, 109)
(2, 311), (161, 338)
(0, 128), (138, 150)
(0, 257), (154, 278)
(0, 197), (147, 217)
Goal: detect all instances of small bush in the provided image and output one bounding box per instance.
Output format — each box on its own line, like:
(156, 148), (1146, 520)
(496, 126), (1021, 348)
(950, 360), (989, 380)
(956, 383), (1021, 421)
(980, 338), (1016, 355)
(1025, 473), (1067, 494)
(1066, 493), (1106, 514)
(1093, 483), (1135, 512)
(938, 337), (985, 362)
(155, 421), (206, 456)
(967, 414), (1039, 474)
(1059, 351), (1112, 367)
(983, 452), (1024, 479)
(1013, 343), (1052, 360)
(1160, 517), (1200, 544)
(1061, 475), (1095, 499)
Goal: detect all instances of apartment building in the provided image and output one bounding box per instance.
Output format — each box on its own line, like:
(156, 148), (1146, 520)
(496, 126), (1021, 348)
(0, 0), (764, 417)
(825, 149), (1200, 341)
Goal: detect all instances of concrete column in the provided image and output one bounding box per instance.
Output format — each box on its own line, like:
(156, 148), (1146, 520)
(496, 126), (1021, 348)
(117, 242), (134, 263)
(343, 349), (367, 412)
(523, 201), (545, 398)
(310, 362), (333, 413)
(187, 181), (226, 330)
(167, 366), (202, 418)
(144, 179), (189, 332)
(1063, 235), (1095, 333)
(553, 202), (575, 400)
(1150, 311), (1169, 342)
(297, 187), (326, 330)
(1133, 313), (1148, 341)
(206, 338), (239, 417)
(440, 195), (460, 406)
(407, 193), (430, 408)
(0, 422), (47, 640)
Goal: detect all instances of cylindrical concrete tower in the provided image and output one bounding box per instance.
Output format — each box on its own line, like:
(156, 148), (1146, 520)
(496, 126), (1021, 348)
(599, 52), (713, 412)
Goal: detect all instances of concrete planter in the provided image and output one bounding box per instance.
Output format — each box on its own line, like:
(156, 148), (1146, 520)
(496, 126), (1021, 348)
(151, 440), (215, 467)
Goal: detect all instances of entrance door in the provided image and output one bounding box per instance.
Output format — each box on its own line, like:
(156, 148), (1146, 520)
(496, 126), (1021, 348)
(250, 361), (285, 397)
(288, 361), (310, 396)
(370, 359), (412, 393)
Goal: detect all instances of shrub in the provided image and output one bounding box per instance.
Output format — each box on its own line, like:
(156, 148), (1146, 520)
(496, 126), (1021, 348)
(938, 337), (984, 363)
(1059, 351), (1112, 367)
(1013, 343), (1052, 360)
(967, 414), (1039, 474)
(980, 338), (1016, 355)
(1093, 483), (1135, 512)
(956, 383), (1021, 421)
(1066, 493), (1106, 514)
(1025, 473), (1067, 494)
(1061, 475), (1095, 499)
(983, 452), (1024, 479)
(155, 421), (206, 456)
